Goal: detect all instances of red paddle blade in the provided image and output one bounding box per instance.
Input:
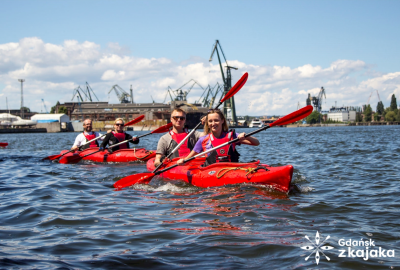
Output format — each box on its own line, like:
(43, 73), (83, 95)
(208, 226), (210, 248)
(151, 122), (172, 133)
(270, 105), (313, 127)
(59, 154), (83, 164)
(220, 72), (248, 103)
(114, 173), (155, 188)
(43, 154), (62, 161)
(0, 142), (8, 147)
(125, 115), (145, 126)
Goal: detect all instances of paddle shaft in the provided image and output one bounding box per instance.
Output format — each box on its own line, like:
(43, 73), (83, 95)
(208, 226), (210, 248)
(155, 125), (271, 175)
(152, 101), (225, 173)
(79, 131), (154, 158)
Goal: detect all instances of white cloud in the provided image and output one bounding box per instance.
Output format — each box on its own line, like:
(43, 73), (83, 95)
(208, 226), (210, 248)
(1, 37), (399, 115)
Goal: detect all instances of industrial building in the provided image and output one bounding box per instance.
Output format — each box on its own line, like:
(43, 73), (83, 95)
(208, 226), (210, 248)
(326, 107), (356, 122)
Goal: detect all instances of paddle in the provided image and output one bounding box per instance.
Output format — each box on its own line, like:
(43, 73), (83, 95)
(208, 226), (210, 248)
(43, 115), (145, 161)
(60, 122), (173, 164)
(0, 142), (8, 147)
(114, 105), (313, 189)
(152, 72), (249, 173)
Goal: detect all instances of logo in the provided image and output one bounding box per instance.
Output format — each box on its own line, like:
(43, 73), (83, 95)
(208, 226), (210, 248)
(208, 171), (216, 175)
(219, 149), (225, 154)
(301, 231), (334, 265)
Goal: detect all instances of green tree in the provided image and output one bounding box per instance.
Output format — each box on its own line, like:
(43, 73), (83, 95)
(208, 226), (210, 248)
(306, 111), (321, 124)
(364, 104), (372, 122)
(390, 94), (397, 111)
(58, 106), (68, 114)
(20, 106), (30, 112)
(356, 112), (363, 122)
(397, 109), (400, 121)
(376, 101), (385, 115)
(50, 101), (60, 114)
(385, 111), (396, 122)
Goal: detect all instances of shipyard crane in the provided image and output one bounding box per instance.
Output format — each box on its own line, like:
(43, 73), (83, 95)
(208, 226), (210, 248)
(164, 79), (204, 103)
(307, 87), (326, 112)
(71, 86), (85, 102)
(108, 84), (131, 103)
(196, 82), (223, 108)
(367, 90), (381, 104)
(209, 40), (238, 125)
(84, 82), (99, 102)
(41, 99), (49, 113)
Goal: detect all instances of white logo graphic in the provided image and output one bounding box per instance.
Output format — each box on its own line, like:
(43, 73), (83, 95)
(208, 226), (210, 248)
(301, 231), (334, 265)
(208, 171), (216, 175)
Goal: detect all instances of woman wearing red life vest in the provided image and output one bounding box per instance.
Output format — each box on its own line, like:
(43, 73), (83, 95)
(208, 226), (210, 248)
(100, 118), (139, 153)
(154, 108), (204, 167)
(177, 109), (259, 166)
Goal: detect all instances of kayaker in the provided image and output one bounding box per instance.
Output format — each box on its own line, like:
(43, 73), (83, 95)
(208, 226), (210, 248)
(71, 119), (104, 151)
(154, 108), (204, 167)
(99, 118), (139, 153)
(177, 109), (259, 166)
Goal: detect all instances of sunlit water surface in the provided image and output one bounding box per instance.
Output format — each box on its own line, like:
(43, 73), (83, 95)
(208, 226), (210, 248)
(0, 126), (399, 269)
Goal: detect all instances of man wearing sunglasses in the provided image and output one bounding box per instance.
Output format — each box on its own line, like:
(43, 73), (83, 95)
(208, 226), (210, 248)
(154, 108), (204, 167)
(71, 119), (105, 152)
(99, 118), (139, 153)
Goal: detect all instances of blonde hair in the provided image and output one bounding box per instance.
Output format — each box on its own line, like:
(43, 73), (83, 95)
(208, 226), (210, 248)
(114, 118), (125, 125)
(204, 109), (229, 134)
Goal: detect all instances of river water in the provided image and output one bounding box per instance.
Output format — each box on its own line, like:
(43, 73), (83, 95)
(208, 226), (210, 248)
(0, 126), (399, 269)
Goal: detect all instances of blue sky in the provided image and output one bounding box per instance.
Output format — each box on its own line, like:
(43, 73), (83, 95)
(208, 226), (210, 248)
(1, 0), (399, 115)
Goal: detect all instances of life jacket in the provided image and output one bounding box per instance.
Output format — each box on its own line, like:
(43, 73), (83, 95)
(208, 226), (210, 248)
(112, 131), (128, 150)
(201, 130), (240, 165)
(82, 132), (99, 150)
(168, 129), (192, 159)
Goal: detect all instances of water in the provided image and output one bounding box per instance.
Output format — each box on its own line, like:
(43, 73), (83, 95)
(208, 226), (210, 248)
(0, 126), (399, 269)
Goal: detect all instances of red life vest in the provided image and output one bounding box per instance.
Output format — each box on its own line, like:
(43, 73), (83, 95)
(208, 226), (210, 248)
(83, 132), (98, 148)
(112, 131), (127, 150)
(201, 131), (236, 163)
(169, 129), (191, 157)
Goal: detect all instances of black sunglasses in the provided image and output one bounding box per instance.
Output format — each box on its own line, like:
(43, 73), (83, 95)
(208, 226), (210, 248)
(172, 116), (185, 121)
(115, 123), (124, 126)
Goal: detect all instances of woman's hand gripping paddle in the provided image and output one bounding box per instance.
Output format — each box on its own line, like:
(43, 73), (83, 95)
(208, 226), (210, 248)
(60, 122), (172, 164)
(43, 115), (145, 161)
(152, 72), (249, 173)
(113, 105), (313, 189)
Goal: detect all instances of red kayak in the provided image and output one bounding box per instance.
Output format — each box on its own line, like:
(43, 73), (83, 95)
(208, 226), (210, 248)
(146, 157), (293, 193)
(59, 147), (156, 163)
(0, 142), (8, 147)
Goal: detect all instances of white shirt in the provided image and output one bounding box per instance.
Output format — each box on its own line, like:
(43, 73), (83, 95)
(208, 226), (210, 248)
(73, 131), (104, 148)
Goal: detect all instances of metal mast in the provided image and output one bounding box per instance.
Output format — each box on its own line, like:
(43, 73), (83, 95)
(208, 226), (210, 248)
(209, 40), (238, 125)
(18, 79), (25, 118)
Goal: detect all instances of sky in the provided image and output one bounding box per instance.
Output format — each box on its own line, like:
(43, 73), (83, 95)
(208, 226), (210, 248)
(0, 0), (399, 115)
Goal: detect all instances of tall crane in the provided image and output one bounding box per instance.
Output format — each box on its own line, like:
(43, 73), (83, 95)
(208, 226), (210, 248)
(41, 99), (49, 113)
(72, 86), (85, 102)
(108, 84), (131, 103)
(306, 87), (326, 112)
(164, 79), (204, 103)
(209, 40), (238, 125)
(85, 82), (99, 102)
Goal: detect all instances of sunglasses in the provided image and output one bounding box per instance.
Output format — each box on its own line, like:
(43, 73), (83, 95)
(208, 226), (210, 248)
(172, 116), (185, 121)
(115, 123), (124, 126)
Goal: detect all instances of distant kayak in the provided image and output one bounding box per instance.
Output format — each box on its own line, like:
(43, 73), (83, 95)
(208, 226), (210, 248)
(0, 142), (8, 147)
(146, 157), (293, 193)
(58, 147), (156, 163)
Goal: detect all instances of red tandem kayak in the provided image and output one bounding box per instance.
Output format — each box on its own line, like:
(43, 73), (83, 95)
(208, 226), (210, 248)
(0, 142), (8, 147)
(59, 147), (156, 163)
(146, 157), (294, 193)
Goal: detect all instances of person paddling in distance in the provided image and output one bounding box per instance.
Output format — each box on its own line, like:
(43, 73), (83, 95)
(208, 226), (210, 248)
(99, 118), (139, 153)
(177, 109), (259, 166)
(154, 108), (205, 167)
(71, 119), (105, 152)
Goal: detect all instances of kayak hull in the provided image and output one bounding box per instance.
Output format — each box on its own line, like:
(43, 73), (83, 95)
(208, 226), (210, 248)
(59, 147), (156, 163)
(146, 157), (293, 193)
